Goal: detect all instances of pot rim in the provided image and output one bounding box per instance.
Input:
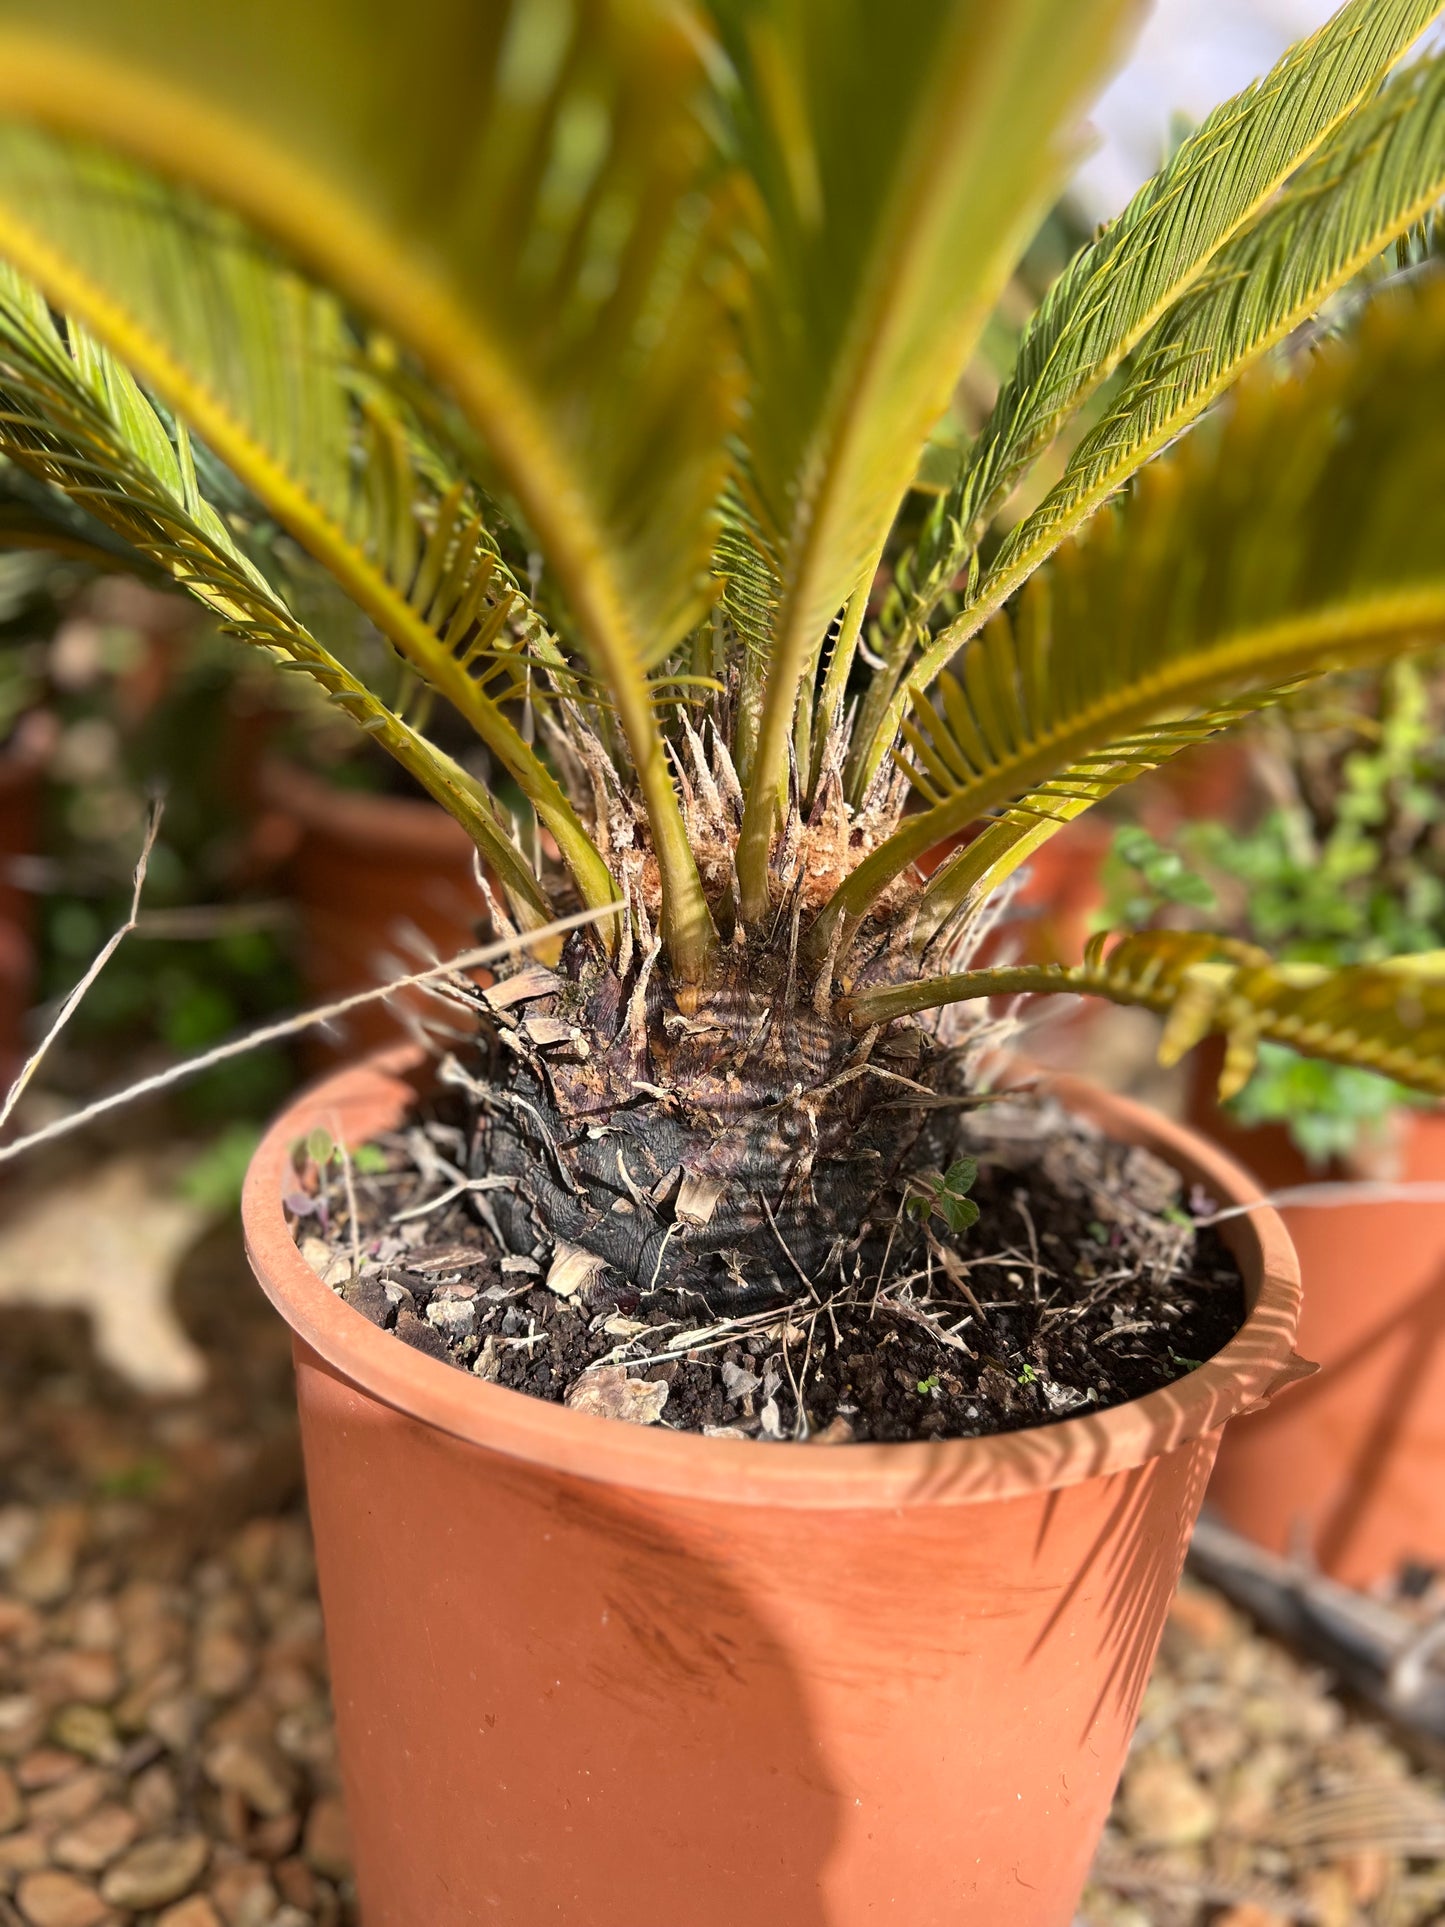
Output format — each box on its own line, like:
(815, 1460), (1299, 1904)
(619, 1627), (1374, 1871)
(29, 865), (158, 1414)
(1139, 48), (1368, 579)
(243, 1046), (1302, 1511)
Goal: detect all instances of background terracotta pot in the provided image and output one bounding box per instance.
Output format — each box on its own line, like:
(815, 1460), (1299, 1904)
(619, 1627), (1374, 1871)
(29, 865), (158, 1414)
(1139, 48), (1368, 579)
(1190, 1045), (1445, 1588)
(257, 760), (486, 1061)
(243, 1050), (1301, 1927)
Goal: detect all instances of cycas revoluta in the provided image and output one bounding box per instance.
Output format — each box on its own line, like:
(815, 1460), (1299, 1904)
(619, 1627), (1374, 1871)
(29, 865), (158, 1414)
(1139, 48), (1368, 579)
(0, 0), (1443, 1304)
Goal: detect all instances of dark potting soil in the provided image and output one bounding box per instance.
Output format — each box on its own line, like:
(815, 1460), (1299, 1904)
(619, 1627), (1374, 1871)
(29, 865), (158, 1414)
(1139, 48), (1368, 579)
(287, 1085), (1245, 1445)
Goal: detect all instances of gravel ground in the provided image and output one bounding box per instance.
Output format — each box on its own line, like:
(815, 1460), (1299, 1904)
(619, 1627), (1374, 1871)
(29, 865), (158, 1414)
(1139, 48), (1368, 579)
(0, 1215), (354, 1927)
(5, 1156), (1445, 1927)
(1082, 1578), (1445, 1926)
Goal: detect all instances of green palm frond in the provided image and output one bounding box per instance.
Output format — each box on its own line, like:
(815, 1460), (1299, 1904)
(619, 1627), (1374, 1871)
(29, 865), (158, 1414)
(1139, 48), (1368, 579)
(851, 28), (1445, 798)
(924, 0), (1440, 581)
(0, 0), (732, 976)
(843, 930), (1445, 1103)
(0, 127), (617, 912)
(811, 278), (1445, 963)
(0, 453), (149, 569)
(0, 258), (549, 922)
(712, 0), (1139, 921)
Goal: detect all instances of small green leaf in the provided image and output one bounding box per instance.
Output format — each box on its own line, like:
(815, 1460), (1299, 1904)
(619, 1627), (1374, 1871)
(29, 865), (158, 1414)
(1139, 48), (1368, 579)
(917, 1374), (941, 1397)
(351, 1143), (389, 1175)
(306, 1127), (335, 1168)
(1017, 1362), (1038, 1385)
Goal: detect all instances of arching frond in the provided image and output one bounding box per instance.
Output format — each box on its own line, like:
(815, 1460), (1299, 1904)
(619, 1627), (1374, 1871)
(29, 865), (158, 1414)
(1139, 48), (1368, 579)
(0, 0), (729, 976)
(0, 258), (549, 923)
(811, 280), (1445, 964)
(925, 0), (1441, 586)
(0, 128), (616, 911)
(843, 931), (1445, 1103)
(853, 37), (1445, 798)
(713, 0), (1139, 921)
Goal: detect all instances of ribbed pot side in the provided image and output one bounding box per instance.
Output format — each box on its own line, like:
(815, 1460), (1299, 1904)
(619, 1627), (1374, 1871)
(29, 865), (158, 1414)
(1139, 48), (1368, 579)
(243, 1049), (1303, 1927)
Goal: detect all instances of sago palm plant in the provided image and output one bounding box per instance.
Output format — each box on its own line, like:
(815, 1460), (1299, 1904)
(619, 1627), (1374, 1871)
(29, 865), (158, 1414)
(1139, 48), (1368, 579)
(0, 0), (1444, 1311)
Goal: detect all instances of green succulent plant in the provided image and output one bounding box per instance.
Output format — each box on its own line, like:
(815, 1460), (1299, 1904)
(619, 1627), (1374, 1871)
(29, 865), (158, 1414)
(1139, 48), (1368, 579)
(0, 0), (1443, 1300)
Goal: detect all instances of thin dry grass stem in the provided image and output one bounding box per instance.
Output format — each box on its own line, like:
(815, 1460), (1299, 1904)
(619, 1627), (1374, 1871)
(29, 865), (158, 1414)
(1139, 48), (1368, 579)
(924, 1228), (993, 1329)
(388, 1173), (517, 1225)
(0, 904), (613, 1167)
(0, 799), (163, 1134)
(759, 1190), (820, 1301)
(1013, 1191), (1045, 1304)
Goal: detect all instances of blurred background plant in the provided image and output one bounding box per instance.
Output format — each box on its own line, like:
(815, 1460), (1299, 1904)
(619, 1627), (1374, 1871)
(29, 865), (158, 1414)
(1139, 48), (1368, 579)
(1102, 655), (1445, 1161)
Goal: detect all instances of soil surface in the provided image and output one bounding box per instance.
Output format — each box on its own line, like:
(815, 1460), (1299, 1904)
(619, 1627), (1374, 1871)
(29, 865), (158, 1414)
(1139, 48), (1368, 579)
(291, 1085), (1244, 1443)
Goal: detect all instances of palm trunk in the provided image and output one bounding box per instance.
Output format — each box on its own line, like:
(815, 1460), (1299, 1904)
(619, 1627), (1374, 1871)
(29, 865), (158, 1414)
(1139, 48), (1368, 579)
(466, 937), (967, 1311)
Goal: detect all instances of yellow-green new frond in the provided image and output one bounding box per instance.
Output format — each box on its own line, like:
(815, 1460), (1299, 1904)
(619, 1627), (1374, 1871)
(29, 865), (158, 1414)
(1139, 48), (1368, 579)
(718, 0), (1139, 921)
(814, 279), (1445, 959)
(857, 38), (1445, 796)
(0, 259), (548, 922)
(843, 931), (1445, 1103)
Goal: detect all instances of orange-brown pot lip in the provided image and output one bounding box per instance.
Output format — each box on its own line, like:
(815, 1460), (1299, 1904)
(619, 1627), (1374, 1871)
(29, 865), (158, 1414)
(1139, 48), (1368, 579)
(257, 757), (476, 860)
(243, 1047), (1302, 1512)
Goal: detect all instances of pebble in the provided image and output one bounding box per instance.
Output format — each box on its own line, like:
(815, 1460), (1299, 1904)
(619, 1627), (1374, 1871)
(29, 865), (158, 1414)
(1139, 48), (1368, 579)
(202, 1739), (296, 1818)
(14, 1869), (114, 1927)
(0, 1829), (51, 1878)
(50, 1804), (139, 1873)
(0, 1696), (45, 1759)
(129, 1761), (179, 1828)
(17, 1750), (83, 1791)
(48, 1707), (119, 1766)
(0, 1762), (21, 1832)
(11, 1509), (87, 1607)
(207, 1859), (277, 1926)
(99, 1831), (210, 1909)
(194, 1630), (253, 1701)
(34, 1651), (119, 1708)
(1120, 1753), (1218, 1848)
(302, 1794), (351, 1880)
(156, 1901), (223, 1927)
(28, 1771), (109, 1828)
(1214, 1909), (1292, 1927)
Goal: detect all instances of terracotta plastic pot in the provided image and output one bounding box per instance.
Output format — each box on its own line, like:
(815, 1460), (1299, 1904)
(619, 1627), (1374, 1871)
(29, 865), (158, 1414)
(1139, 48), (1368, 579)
(1191, 1047), (1445, 1588)
(258, 760), (485, 1061)
(244, 1048), (1301, 1926)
